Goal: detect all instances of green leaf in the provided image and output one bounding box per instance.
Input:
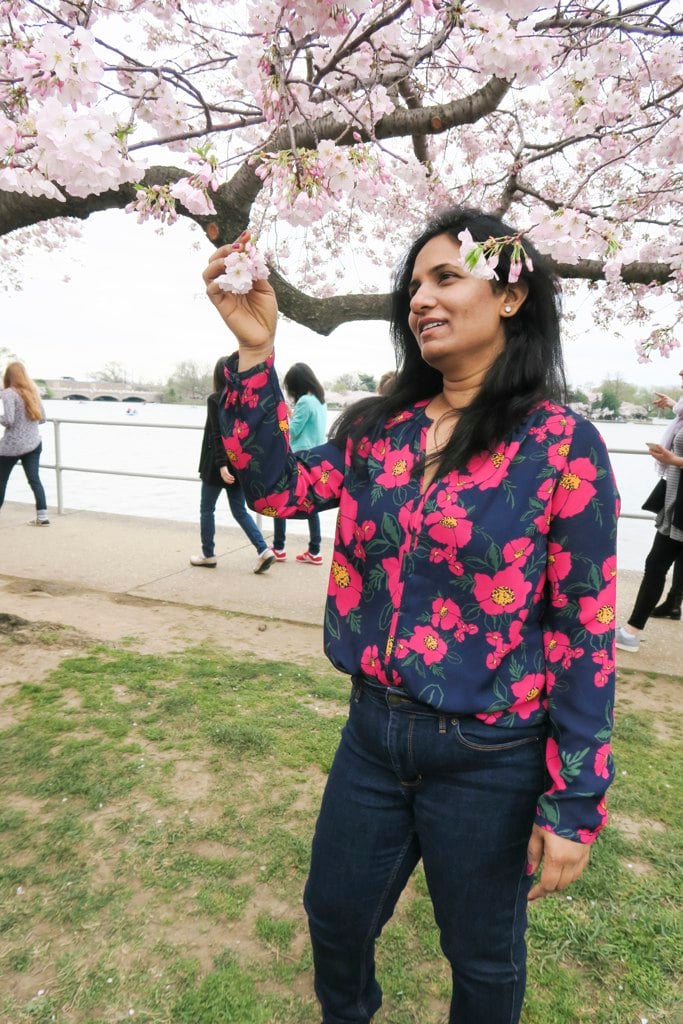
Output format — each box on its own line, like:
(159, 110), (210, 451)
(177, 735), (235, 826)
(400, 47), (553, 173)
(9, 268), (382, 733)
(416, 682), (445, 707)
(537, 795), (560, 825)
(381, 512), (401, 547)
(325, 607), (341, 641)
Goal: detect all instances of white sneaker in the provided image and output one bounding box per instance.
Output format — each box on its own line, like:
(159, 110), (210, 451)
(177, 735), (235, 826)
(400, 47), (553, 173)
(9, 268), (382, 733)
(254, 549), (275, 574)
(190, 554), (217, 567)
(615, 626), (640, 653)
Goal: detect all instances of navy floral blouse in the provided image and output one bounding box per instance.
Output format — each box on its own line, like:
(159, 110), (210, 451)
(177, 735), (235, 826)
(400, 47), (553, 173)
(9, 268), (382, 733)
(220, 352), (620, 844)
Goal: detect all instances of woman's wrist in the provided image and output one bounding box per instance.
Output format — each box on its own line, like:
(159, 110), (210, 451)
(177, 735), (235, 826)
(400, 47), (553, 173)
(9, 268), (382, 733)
(237, 344), (274, 373)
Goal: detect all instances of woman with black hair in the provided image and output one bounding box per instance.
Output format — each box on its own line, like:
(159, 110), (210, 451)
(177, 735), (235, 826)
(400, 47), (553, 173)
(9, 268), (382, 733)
(272, 362), (327, 564)
(189, 356), (274, 574)
(203, 207), (619, 1024)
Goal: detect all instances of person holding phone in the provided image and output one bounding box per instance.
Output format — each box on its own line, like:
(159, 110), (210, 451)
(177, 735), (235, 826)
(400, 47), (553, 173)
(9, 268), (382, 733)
(616, 371), (683, 650)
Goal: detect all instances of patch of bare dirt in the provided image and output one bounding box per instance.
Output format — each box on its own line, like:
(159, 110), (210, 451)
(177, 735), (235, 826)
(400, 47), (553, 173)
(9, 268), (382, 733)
(288, 766), (328, 814)
(1, 578), (324, 663)
(4, 793), (51, 819)
(189, 840), (242, 860)
(168, 758), (216, 804)
(301, 699), (346, 719)
(2, 966), (57, 1006)
(621, 858), (653, 876)
(610, 813), (666, 840)
(617, 672), (682, 718)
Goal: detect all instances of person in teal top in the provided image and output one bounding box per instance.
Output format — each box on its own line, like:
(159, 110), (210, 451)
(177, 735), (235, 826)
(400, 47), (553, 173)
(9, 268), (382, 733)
(273, 363), (327, 564)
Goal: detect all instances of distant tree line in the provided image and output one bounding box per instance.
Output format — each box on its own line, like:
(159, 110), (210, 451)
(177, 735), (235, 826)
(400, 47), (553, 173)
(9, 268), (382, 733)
(567, 377), (679, 419)
(7, 352), (680, 415)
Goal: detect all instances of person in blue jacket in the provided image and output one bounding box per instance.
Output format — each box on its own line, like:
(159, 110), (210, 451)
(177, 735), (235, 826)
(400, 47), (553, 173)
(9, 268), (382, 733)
(272, 362), (327, 565)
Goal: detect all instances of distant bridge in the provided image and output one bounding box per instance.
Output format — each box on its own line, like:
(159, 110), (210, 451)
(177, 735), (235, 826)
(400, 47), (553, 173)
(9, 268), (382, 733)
(41, 379), (163, 403)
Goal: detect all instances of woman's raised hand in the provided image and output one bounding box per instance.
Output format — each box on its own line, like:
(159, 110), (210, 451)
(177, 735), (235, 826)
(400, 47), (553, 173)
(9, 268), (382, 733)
(653, 392), (675, 411)
(203, 232), (278, 369)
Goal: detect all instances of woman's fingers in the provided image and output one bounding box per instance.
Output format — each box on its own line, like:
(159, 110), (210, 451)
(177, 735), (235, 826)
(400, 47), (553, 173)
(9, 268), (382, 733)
(203, 231), (252, 286)
(527, 826), (590, 902)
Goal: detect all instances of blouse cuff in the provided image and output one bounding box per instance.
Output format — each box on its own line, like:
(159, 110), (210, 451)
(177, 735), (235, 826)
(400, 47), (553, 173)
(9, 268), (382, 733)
(225, 349), (275, 387)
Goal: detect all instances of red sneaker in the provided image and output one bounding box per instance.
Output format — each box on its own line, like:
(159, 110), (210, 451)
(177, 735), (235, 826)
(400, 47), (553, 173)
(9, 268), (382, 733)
(272, 548), (287, 562)
(296, 550), (323, 565)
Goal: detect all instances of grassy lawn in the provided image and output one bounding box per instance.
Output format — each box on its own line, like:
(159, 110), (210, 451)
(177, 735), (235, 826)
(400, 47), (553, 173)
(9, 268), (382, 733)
(0, 643), (680, 1024)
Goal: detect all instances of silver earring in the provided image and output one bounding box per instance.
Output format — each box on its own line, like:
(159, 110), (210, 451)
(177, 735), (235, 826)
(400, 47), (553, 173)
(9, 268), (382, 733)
(504, 304), (512, 313)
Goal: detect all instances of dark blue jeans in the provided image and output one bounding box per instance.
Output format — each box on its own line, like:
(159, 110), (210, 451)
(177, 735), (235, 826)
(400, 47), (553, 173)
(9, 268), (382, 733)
(0, 443), (47, 511)
(273, 511), (321, 555)
(304, 680), (546, 1024)
(199, 479), (268, 557)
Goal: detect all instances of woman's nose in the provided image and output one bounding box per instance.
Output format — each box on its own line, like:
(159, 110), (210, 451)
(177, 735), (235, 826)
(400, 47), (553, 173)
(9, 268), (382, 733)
(409, 284), (434, 311)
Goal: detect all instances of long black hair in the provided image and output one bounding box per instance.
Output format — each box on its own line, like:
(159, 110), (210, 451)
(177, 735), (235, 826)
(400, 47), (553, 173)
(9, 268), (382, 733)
(213, 356), (229, 395)
(330, 206), (565, 477)
(283, 362), (325, 404)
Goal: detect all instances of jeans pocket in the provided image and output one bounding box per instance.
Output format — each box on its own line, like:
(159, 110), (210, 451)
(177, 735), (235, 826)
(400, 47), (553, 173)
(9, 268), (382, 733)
(454, 718), (542, 752)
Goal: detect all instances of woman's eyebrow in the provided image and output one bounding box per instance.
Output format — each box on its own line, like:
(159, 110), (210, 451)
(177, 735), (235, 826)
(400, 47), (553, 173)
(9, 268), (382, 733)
(409, 262), (461, 292)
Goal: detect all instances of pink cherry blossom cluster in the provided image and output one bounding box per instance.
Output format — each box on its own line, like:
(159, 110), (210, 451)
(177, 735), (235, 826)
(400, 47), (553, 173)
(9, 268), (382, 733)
(245, 0), (382, 40)
(1, 20), (135, 199)
(215, 242), (269, 295)
(169, 147), (221, 216)
(126, 147), (220, 222)
(635, 328), (680, 365)
(254, 140), (390, 227)
(458, 229), (533, 284)
(125, 184), (178, 226)
(10, 24), (103, 106)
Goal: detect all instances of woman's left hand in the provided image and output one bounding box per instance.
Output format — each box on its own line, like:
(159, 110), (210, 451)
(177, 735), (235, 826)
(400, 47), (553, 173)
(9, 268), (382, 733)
(649, 445), (681, 467)
(526, 825), (591, 901)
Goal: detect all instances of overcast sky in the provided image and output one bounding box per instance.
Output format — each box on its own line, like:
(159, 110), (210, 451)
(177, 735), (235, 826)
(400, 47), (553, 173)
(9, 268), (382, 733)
(2, 210), (680, 393)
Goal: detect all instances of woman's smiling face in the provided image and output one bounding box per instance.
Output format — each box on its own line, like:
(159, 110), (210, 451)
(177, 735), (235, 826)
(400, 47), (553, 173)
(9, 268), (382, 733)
(407, 233), (516, 377)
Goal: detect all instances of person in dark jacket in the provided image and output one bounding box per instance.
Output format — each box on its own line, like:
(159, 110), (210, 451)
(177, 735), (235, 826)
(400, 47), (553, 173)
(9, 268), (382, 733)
(190, 357), (274, 573)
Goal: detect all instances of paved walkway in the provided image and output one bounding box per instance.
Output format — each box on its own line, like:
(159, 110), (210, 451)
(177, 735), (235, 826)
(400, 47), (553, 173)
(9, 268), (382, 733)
(1, 501), (681, 676)
(0, 501), (328, 627)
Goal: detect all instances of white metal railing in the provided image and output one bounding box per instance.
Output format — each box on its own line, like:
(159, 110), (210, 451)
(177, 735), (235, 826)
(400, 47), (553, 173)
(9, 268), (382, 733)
(43, 416), (204, 515)
(40, 416), (656, 522)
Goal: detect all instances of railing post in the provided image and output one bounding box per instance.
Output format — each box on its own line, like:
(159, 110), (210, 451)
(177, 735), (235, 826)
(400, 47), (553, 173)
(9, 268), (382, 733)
(54, 419), (64, 515)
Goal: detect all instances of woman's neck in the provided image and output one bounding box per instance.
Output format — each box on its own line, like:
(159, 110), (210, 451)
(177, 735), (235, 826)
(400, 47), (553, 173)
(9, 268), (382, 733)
(440, 379), (482, 411)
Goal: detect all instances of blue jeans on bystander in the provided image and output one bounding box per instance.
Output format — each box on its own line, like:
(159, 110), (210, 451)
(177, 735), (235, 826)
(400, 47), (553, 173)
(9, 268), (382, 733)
(273, 511), (321, 555)
(200, 479), (268, 557)
(304, 678), (546, 1024)
(0, 443), (47, 511)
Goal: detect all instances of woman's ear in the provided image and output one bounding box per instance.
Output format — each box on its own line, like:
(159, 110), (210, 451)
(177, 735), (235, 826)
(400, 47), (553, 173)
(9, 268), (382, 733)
(500, 279), (529, 318)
